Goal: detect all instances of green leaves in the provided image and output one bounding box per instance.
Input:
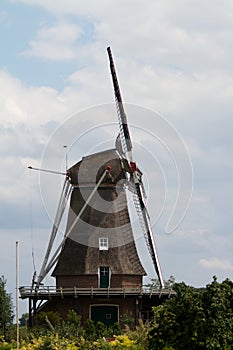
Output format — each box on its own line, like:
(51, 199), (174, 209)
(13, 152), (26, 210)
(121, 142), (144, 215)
(148, 277), (233, 350)
(0, 276), (14, 339)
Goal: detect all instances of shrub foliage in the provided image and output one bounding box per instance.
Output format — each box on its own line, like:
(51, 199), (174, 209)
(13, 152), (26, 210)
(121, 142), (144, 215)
(1, 276), (233, 349)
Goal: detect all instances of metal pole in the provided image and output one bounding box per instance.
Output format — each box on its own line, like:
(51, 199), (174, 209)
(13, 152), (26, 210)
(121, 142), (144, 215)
(28, 298), (32, 328)
(63, 145), (68, 170)
(16, 241), (19, 349)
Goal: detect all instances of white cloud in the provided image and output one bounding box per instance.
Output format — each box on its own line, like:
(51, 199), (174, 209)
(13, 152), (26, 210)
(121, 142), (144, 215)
(13, 0), (233, 75)
(0, 70), (68, 125)
(0, 70), (68, 214)
(21, 21), (83, 60)
(199, 258), (233, 271)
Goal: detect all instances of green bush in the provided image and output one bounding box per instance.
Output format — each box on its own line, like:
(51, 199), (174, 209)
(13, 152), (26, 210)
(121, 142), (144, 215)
(148, 277), (233, 350)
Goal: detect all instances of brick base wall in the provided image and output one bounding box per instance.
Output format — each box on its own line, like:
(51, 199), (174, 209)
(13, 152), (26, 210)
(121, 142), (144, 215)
(56, 274), (142, 288)
(56, 275), (98, 288)
(37, 295), (138, 325)
(111, 275), (142, 288)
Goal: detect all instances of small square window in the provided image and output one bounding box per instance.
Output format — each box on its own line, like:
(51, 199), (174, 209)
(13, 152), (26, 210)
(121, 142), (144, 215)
(99, 237), (108, 250)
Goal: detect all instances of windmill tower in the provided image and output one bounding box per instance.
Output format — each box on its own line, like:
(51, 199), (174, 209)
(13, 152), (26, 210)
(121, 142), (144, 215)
(20, 48), (172, 327)
(52, 148), (146, 289)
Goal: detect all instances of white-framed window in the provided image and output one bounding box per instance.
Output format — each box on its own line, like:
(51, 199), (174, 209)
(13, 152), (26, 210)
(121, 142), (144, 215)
(99, 266), (110, 288)
(99, 237), (109, 250)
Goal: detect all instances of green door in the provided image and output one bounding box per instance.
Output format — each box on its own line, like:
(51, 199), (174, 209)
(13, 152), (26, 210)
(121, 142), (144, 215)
(91, 305), (118, 325)
(100, 267), (109, 288)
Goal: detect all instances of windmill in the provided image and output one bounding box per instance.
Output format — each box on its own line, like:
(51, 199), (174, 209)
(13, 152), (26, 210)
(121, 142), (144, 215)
(20, 47), (170, 326)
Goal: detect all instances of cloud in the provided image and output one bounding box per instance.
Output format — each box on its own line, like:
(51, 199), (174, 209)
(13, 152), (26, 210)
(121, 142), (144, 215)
(14, 0), (233, 73)
(0, 70), (68, 230)
(0, 70), (69, 125)
(21, 21), (83, 60)
(199, 258), (233, 271)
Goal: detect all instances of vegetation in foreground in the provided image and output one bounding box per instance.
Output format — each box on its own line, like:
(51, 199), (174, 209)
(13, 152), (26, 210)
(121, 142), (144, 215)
(0, 276), (233, 349)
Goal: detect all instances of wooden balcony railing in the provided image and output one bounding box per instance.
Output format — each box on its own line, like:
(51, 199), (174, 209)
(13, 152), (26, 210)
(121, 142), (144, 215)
(19, 285), (175, 299)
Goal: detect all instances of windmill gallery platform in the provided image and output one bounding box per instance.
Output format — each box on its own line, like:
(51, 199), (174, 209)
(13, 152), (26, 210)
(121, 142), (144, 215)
(20, 285), (174, 326)
(20, 48), (174, 327)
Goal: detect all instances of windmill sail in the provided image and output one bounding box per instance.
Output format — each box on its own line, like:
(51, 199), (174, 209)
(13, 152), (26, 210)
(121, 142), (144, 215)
(107, 46), (164, 288)
(107, 47), (132, 156)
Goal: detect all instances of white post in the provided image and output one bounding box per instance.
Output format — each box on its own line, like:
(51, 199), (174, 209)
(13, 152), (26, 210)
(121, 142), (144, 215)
(16, 241), (19, 349)
(63, 145), (68, 170)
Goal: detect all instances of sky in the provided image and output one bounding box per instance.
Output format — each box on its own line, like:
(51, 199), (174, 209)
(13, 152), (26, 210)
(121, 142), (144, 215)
(1, 0), (233, 316)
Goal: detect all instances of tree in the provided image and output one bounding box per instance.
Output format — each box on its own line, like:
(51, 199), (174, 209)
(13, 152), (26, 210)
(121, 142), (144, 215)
(201, 276), (233, 349)
(60, 309), (84, 337)
(148, 277), (233, 350)
(19, 312), (29, 327)
(0, 276), (14, 339)
(33, 311), (61, 330)
(145, 276), (175, 291)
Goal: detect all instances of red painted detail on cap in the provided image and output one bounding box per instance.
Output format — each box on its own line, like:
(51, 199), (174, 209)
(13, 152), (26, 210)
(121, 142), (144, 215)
(130, 162), (137, 172)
